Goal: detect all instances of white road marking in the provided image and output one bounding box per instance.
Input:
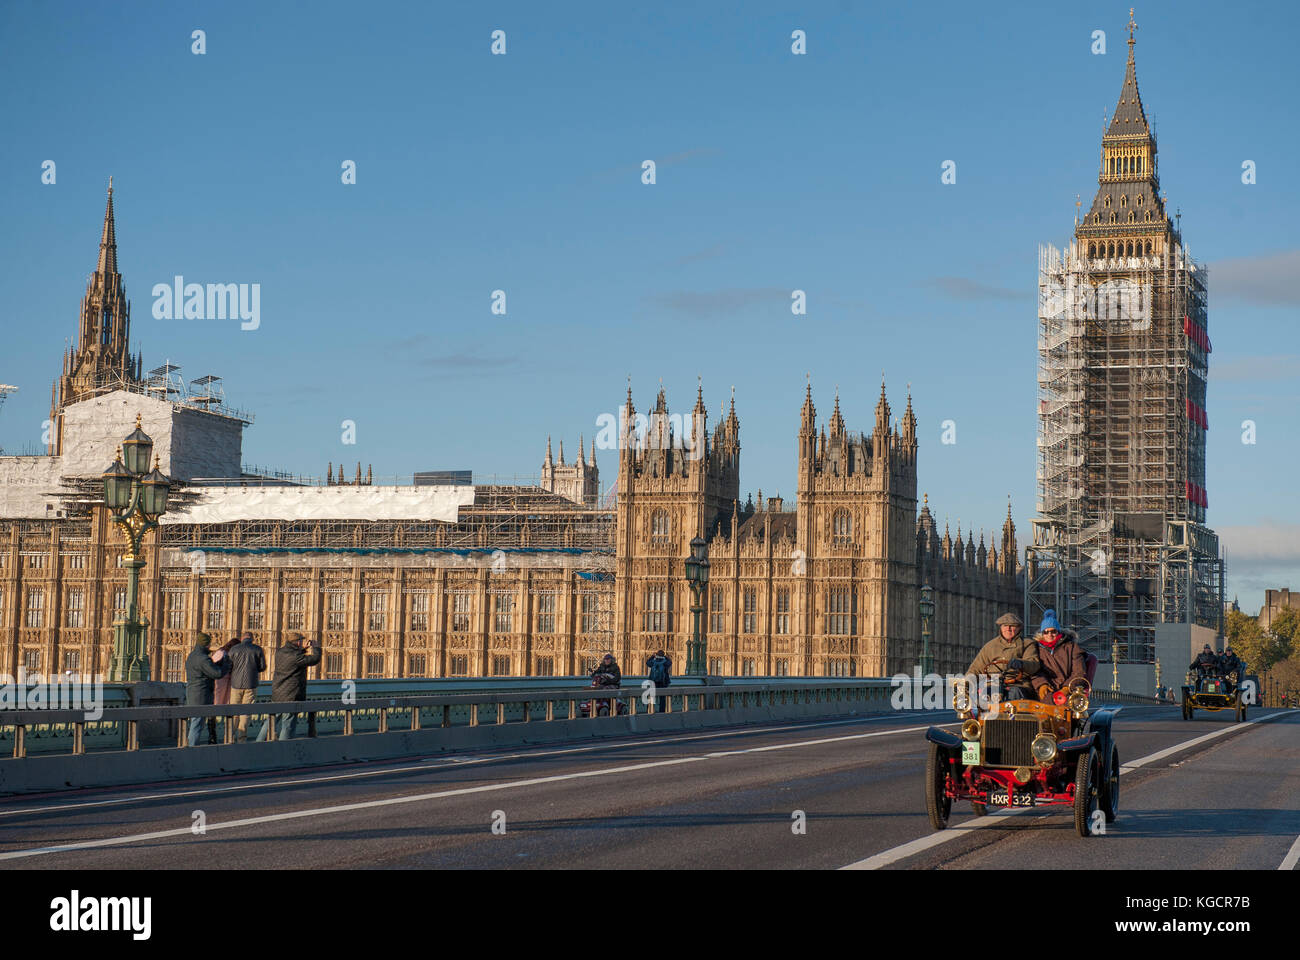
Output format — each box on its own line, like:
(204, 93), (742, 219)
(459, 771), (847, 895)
(1275, 711), (1300, 871)
(841, 708), (1299, 870)
(0, 723), (937, 861)
(1120, 709), (1297, 772)
(841, 808), (1040, 869)
(1280, 835), (1300, 871)
(0, 712), (944, 819)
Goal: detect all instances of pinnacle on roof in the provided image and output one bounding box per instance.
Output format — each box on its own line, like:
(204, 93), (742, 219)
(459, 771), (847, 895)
(545, 435), (553, 466)
(96, 178), (118, 276)
(558, 439), (565, 465)
(1106, 10), (1149, 139)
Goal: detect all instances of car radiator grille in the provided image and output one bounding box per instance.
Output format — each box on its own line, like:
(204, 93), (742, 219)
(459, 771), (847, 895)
(982, 717), (1038, 766)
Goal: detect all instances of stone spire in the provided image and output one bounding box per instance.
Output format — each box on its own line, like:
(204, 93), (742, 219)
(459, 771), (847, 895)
(97, 177), (118, 276)
(545, 435), (553, 466)
(558, 438), (566, 466)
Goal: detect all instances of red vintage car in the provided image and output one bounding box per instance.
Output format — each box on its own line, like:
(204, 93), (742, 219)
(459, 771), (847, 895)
(924, 665), (1120, 838)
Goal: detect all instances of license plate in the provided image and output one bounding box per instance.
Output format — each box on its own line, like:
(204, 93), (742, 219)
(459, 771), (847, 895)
(961, 741), (980, 765)
(987, 791), (1035, 807)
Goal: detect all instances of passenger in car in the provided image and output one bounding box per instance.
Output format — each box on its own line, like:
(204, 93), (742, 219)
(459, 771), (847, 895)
(1030, 610), (1089, 700)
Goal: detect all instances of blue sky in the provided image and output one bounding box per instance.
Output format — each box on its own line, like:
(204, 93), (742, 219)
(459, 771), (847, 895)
(1, 0), (1296, 613)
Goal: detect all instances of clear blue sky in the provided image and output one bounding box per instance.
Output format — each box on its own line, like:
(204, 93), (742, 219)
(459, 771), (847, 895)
(1, 1), (1296, 613)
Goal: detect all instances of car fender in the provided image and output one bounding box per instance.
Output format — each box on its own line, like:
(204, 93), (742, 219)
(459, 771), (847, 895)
(926, 727), (963, 750)
(1058, 731), (1097, 754)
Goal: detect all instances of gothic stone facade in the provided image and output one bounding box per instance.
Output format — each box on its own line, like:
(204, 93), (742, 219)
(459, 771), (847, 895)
(613, 385), (1020, 679)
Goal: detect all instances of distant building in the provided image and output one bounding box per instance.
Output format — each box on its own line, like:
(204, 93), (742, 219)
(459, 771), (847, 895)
(414, 470), (473, 487)
(1261, 589), (1299, 633)
(539, 438), (599, 507)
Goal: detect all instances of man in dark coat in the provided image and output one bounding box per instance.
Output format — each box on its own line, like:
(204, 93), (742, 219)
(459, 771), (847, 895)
(594, 653), (621, 685)
(1029, 610), (1089, 698)
(185, 631), (230, 747)
(646, 648), (672, 712)
(1189, 644), (1220, 690)
(257, 633), (321, 741)
(967, 612), (1039, 701)
(1219, 646), (1244, 694)
(226, 632), (266, 742)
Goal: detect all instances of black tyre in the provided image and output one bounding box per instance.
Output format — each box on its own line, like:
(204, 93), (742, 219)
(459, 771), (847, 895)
(1236, 701), (1246, 723)
(1182, 700), (1193, 721)
(971, 801), (989, 817)
(1100, 743), (1120, 823)
(925, 742), (952, 831)
(1074, 748), (1099, 838)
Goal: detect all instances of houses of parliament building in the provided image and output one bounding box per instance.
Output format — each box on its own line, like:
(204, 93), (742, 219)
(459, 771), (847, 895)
(0, 187), (1020, 684)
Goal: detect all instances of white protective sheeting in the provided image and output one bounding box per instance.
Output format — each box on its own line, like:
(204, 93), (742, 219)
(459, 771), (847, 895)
(0, 456), (67, 518)
(160, 484), (476, 524)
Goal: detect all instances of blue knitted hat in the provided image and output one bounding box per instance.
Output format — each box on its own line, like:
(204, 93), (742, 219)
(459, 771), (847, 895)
(1040, 610), (1061, 633)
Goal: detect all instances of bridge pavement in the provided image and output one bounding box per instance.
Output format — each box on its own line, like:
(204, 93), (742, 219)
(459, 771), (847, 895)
(0, 706), (1295, 870)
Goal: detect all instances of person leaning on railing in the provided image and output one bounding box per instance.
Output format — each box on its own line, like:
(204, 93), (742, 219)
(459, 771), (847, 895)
(185, 631), (230, 747)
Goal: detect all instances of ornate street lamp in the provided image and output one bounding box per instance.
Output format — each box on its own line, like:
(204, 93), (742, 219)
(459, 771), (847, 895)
(918, 583), (934, 675)
(684, 536), (710, 676)
(101, 416), (170, 682)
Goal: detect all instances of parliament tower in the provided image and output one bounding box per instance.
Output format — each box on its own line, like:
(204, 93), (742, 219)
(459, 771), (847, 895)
(1027, 13), (1223, 662)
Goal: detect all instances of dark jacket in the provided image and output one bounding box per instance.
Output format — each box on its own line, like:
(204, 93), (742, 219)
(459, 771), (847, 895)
(270, 641), (322, 703)
(967, 631), (1040, 678)
(646, 654), (672, 686)
(1189, 651), (1219, 673)
(185, 644), (230, 706)
(593, 659), (621, 684)
(1031, 629), (1089, 693)
(227, 639), (267, 690)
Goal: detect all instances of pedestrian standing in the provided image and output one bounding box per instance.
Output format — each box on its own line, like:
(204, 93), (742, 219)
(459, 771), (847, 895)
(645, 648), (672, 712)
(209, 636), (239, 744)
(185, 631), (229, 747)
(258, 633), (322, 741)
(226, 631), (266, 742)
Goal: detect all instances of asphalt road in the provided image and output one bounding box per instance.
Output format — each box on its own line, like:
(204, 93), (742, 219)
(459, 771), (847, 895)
(1, 705), (1296, 870)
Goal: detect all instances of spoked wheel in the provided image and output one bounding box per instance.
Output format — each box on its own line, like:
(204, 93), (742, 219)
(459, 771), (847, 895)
(925, 742), (952, 831)
(1073, 748), (1099, 838)
(1100, 743), (1120, 823)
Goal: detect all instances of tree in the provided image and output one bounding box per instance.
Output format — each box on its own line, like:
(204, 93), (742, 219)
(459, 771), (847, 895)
(1267, 607), (1300, 662)
(1225, 609), (1280, 671)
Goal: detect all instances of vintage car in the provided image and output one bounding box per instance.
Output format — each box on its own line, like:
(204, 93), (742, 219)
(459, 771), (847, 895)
(1181, 671), (1245, 722)
(924, 669), (1120, 838)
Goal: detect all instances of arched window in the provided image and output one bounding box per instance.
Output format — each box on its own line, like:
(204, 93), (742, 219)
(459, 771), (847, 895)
(1104, 195), (1111, 208)
(1126, 241), (1134, 256)
(1145, 240), (1153, 254)
(1088, 242), (1096, 258)
(832, 510), (852, 544)
(1120, 195), (1127, 207)
(1107, 242), (1115, 257)
(651, 509), (669, 540)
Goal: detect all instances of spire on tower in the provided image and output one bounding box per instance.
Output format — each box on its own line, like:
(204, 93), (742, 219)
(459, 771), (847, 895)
(97, 178), (118, 276)
(545, 435), (553, 466)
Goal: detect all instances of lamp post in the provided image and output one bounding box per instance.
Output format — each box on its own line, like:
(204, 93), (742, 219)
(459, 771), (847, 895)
(684, 536), (709, 676)
(918, 583), (934, 675)
(1154, 657), (1162, 698)
(102, 415), (170, 682)
(1111, 638), (1120, 693)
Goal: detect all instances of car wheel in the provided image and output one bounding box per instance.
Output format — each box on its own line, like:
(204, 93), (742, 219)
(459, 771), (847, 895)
(925, 742), (952, 831)
(1182, 702), (1193, 720)
(1100, 743), (1120, 823)
(1074, 748), (1099, 838)
(971, 801), (989, 817)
